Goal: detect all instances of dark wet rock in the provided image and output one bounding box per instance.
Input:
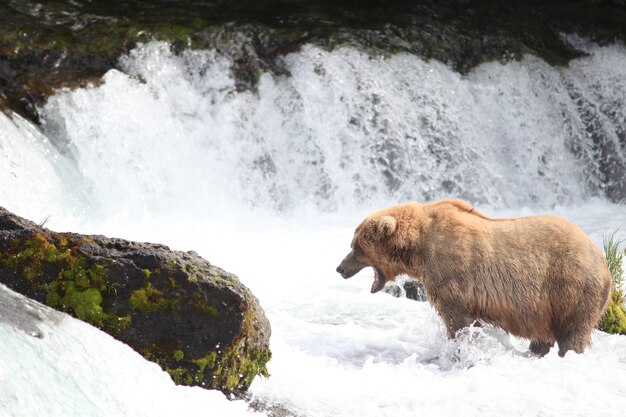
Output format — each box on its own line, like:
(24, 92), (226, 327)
(1, 0), (625, 122)
(0, 206), (271, 394)
(384, 277), (427, 301)
(383, 281), (403, 298)
(403, 279), (427, 302)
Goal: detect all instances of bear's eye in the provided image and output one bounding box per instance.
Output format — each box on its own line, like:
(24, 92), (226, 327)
(352, 242), (364, 257)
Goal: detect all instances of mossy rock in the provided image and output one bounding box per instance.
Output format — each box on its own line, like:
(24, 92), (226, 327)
(0, 206), (271, 394)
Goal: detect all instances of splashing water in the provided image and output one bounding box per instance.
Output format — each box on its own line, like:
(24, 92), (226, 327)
(38, 40), (626, 219)
(0, 284), (263, 417)
(1, 39), (626, 417)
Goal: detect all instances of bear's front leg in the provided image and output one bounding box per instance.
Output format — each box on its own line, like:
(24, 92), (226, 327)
(529, 340), (555, 356)
(436, 304), (476, 338)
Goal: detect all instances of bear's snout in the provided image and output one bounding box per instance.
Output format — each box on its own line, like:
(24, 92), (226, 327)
(336, 264), (355, 279)
(336, 265), (346, 277)
(336, 253), (368, 279)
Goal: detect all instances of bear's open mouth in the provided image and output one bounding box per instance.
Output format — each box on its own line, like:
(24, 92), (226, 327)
(371, 267), (386, 294)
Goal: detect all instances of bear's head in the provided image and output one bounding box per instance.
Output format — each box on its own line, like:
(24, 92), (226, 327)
(336, 205), (422, 293)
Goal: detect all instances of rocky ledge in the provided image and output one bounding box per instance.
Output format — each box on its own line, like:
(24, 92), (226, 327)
(1, 0), (625, 123)
(0, 206), (271, 394)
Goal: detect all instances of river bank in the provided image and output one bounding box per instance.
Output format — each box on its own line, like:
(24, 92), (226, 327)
(1, 0), (625, 122)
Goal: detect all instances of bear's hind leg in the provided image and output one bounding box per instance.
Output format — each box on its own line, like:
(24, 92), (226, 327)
(553, 294), (596, 357)
(556, 331), (590, 357)
(529, 340), (554, 357)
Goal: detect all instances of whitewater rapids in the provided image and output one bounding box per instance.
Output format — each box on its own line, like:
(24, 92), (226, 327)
(1, 40), (626, 416)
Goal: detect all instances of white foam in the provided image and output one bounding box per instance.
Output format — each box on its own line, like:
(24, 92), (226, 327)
(0, 285), (264, 417)
(1, 40), (626, 416)
(39, 41), (626, 217)
(0, 111), (71, 222)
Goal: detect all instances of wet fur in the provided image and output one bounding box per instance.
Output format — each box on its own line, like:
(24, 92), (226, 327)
(345, 199), (612, 357)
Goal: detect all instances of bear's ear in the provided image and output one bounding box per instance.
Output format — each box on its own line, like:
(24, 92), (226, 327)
(371, 215), (397, 240)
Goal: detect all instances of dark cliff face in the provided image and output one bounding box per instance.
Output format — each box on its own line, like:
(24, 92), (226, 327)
(1, 0), (625, 123)
(0, 206), (272, 394)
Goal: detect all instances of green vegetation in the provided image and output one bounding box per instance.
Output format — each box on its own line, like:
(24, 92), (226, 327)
(191, 292), (219, 317)
(141, 268), (152, 280)
(164, 341), (270, 391)
(162, 308), (270, 392)
(599, 232), (626, 335)
(0, 232), (131, 335)
(173, 349), (185, 361)
(129, 283), (178, 313)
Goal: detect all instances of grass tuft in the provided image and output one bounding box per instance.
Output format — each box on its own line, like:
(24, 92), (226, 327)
(599, 231), (626, 335)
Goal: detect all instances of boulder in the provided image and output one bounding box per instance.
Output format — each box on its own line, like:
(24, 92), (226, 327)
(402, 279), (427, 302)
(383, 277), (427, 302)
(0, 206), (271, 394)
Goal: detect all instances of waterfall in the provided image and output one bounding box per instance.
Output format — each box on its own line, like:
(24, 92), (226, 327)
(32, 40), (625, 220)
(1, 37), (626, 417)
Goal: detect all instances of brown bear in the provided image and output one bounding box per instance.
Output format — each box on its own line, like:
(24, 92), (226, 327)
(336, 199), (612, 357)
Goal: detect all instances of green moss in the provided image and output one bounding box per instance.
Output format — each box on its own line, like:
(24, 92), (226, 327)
(141, 342), (199, 385)
(236, 309), (272, 385)
(187, 308), (271, 392)
(191, 351), (218, 374)
(166, 367), (192, 385)
(61, 287), (104, 322)
(168, 344), (269, 390)
(141, 269), (152, 280)
(129, 284), (178, 313)
(0, 232), (131, 336)
(45, 291), (61, 307)
(173, 349), (185, 362)
(0, 232), (68, 280)
(139, 305), (270, 392)
(107, 315), (132, 335)
(167, 277), (177, 289)
(164, 260), (178, 271)
(184, 264), (199, 283)
(191, 292), (219, 317)
(210, 344), (271, 391)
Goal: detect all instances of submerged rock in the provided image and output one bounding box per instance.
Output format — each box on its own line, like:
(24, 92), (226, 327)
(402, 279), (428, 302)
(383, 277), (427, 302)
(0, 206), (271, 394)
